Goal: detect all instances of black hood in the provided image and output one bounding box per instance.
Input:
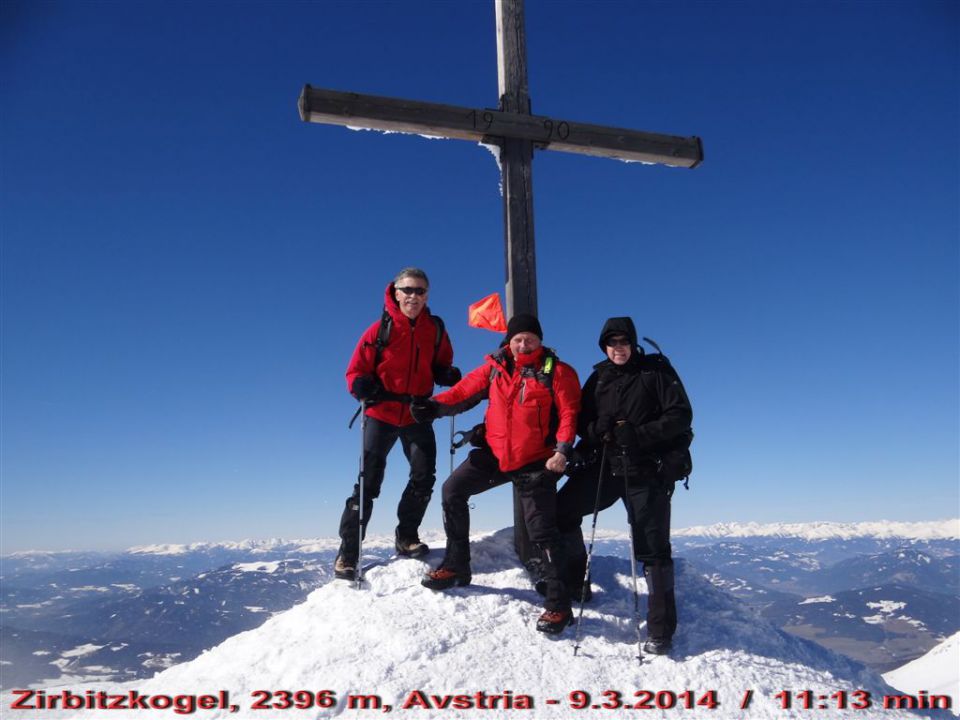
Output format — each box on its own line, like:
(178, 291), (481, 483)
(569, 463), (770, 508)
(597, 316), (638, 351)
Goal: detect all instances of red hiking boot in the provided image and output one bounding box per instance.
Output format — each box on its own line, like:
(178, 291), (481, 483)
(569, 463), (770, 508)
(536, 609), (573, 635)
(421, 566), (471, 590)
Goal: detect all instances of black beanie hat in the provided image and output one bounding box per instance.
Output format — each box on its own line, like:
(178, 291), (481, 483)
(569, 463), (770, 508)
(505, 313), (543, 343)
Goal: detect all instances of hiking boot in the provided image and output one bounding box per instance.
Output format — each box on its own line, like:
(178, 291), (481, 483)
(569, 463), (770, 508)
(333, 554), (356, 581)
(421, 566), (471, 590)
(643, 637), (672, 655)
(395, 535), (430, 558)
(536, 609), (573, 635)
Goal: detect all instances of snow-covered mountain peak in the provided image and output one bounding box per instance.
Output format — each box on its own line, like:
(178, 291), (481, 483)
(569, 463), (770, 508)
(27, 528), (945, 719)
(884, 633), (960, 716)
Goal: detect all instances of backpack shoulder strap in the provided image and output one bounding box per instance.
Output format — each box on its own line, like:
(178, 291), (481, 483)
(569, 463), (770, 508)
(432, 314), (446, 360)
(373, 308), (392, 369)
(539, 348), (558, 397)
(487, 347), (509, 384)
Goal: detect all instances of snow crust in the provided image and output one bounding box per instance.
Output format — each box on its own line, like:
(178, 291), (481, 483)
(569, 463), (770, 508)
(674, 519), (960, 541)
(884, 632), (960, 716)
(346, 125), (447, 141)
(14, 529), (946, 720)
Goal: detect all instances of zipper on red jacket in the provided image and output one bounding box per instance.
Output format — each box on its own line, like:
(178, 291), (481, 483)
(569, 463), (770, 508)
(400, 328), (418, 424)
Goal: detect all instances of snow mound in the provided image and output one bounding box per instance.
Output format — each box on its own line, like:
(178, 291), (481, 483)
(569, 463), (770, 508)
(674, 519), (960, 541)
(18, 529), (947, 720)
(884, 632), (960, 715)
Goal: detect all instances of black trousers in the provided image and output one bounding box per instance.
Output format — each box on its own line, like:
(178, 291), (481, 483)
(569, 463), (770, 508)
(440, 447), (570, 612)
(338, 416), (436, 556)
(556, 456), (677, 640)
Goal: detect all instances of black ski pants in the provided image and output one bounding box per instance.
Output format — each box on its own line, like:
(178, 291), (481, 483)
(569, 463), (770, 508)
(556, 457), (677, 640)
(439, 447), (569, 613)
(338, 416), (436, 557)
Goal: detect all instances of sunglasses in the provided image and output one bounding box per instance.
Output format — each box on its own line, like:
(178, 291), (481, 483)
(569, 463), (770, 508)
(606, 337), (631, 348)
(396, 286), (427, 296)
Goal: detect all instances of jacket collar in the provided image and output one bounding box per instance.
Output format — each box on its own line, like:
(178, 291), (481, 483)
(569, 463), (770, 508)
(491, 345), (548, 375)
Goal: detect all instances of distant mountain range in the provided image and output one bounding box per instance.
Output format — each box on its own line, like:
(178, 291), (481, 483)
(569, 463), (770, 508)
(674, 519), (959, 540)
(2, 521), (957, 691)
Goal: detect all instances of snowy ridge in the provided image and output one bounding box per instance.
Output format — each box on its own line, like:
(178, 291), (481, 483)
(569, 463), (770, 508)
(15, 528), (950, 720)
(884, 633), (960, 716)
(3, 549), (101, 559)
(9, 521), (955, 557)
(125, 537), (342, 556)
(674, 519), (960, 541)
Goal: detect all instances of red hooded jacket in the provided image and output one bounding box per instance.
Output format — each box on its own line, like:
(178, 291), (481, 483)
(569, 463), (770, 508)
(346, 283), (454, 427)
(434, 346), (580, 472)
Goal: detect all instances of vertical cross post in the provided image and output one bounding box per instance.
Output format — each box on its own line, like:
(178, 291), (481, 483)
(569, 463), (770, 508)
(496, 0), (538, 567)
(497, 0), (537, 318)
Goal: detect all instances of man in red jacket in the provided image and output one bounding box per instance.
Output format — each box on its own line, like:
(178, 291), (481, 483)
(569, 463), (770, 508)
(410, 314), (581, 634)
(335, 268), (460, 581)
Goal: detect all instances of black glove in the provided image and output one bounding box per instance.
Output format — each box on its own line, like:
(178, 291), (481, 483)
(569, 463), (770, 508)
(591, 415), (615, 443)
(351, 375), (383, 402)
(613, 421), (639, 450)
(410, 398), (441, 424)
(433, 365), (462, 387)
(468, 423), (486, 448)
(563, 449), (587, 475)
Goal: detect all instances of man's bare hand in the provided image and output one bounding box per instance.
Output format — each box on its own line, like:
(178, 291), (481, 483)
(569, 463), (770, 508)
(545, 451), (567, 474)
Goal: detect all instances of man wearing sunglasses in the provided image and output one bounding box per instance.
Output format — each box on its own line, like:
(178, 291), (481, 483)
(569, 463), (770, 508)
(556, 317), (693, 655)
(335, 267), (461, 581)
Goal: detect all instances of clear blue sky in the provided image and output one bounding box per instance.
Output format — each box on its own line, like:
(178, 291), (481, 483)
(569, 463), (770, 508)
(2, 0), (957, 552)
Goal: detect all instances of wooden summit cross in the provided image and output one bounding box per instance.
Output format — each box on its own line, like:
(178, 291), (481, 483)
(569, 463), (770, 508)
(299, 0), (703, 565)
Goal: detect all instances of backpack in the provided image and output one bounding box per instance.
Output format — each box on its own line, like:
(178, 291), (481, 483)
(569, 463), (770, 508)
(637, 337), (694, 489)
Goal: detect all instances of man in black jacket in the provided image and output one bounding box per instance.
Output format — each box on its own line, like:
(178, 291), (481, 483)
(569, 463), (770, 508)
(556, 317), (693, 654)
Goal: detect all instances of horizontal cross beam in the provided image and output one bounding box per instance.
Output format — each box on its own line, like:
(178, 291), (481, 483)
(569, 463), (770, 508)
(299, 85), (703, 168)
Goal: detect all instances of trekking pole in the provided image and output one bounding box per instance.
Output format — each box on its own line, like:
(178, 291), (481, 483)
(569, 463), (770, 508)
(355, 400), (367, 590)
(623, 449), (643, 664)
(573, 445), (608, 656)
(449, 416), (455, 477)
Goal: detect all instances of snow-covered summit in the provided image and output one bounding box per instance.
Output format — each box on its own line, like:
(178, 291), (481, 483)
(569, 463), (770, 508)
(26, 528), (952, 720)
(884, 633), (960, 716)
(674, 519), (959, 541)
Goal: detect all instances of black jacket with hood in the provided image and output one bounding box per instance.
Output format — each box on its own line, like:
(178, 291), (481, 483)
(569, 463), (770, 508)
(578, 317), (693, 480)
